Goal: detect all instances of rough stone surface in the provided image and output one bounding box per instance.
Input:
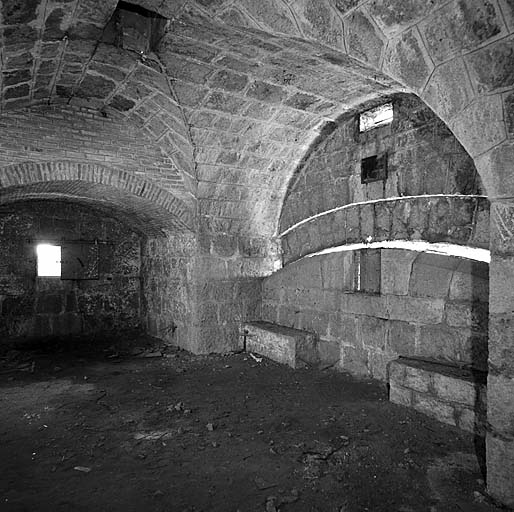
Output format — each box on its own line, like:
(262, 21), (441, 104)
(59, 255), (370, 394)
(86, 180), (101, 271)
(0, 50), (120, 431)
(420, 0), (504, 64)
(389, 358), (487, 435)
(280, 94), (481, 235)
(486, 435), (514, 507)
(0, 201), (142, 341)
(382, 28), (433, 91)
(244, 321), (318, 369)
(262, 248), (489, 379)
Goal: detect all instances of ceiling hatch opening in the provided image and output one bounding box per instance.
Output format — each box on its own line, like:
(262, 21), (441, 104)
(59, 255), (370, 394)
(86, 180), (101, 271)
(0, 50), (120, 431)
(37, 244), (61, 277)
(104, 1), (167, 54)
(359, 102), (393, 132)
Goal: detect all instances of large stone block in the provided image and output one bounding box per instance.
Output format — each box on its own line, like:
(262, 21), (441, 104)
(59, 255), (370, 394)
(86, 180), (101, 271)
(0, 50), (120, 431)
(412, 393), (456, 426)
(359, 315), (388, 350)
(330, 313), (358, 345)
(416, 324), (464, 362)
(409, 253), (455, 298)
(486, 435), (514, 507)
(389, 383), (412, 407)
(422, 58), (475, 123)
(490, 255), (514, 315)
(420, 0), (503, 64)
(340, 345), (369, 377)
(386, 295), (444, 324)
(487, 373), (514, 436)
(345, 9), (384, 68)
(244, 321), (318, 369)
(342, 293), (388, 319)
(318, 338), (340, 368)
(383, 27), (433, 91)
(445, 301), (488, 331)
(388, 320), (416, 356)
(448, 262), (489, 303)
(466, 38), (514, 94)
(431, 373), (479, 407)
(450, 94), (507, 158)
(489, 313), (514, 377)
(380, 249), (416, 295)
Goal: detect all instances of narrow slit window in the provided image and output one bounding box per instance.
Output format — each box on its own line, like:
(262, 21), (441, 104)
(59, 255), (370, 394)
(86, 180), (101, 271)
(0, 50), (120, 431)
(359, 102), (393, 132)
(37, 244), (61, 277)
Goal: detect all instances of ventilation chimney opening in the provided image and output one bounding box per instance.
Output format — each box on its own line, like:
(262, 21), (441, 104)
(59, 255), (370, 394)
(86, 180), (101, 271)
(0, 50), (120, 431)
(104, 1), (167, 54)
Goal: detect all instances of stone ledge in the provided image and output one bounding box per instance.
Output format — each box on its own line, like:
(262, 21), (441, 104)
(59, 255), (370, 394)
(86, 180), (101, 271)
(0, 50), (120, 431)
(244, 321), (318, 369)
(389, 357), (487, 435)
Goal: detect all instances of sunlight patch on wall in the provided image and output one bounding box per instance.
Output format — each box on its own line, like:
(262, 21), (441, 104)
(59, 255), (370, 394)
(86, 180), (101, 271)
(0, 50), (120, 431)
(307, 240), (490, 263)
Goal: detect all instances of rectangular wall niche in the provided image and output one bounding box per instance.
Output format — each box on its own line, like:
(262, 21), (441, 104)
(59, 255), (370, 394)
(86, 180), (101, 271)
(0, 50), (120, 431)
(361, 153), (388, 184)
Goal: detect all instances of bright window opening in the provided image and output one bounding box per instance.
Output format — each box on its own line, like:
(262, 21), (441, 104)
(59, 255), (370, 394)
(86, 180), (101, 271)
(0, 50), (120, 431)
(37, 244), (61, 277)
(359, 102), (393, 132)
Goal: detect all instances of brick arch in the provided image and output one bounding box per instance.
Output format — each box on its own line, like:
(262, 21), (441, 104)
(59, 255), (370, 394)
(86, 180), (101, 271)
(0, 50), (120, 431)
(0, 161), (195, 233)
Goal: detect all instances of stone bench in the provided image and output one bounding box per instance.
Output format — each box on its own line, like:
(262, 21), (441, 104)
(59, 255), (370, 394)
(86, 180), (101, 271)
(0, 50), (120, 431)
(389, 357), (487, 435)
(243, 321), (318, 369)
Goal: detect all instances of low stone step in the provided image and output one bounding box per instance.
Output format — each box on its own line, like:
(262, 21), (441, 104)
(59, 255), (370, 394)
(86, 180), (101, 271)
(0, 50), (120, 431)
(389, 357), (487, 435)
(243, 321), (318, 369)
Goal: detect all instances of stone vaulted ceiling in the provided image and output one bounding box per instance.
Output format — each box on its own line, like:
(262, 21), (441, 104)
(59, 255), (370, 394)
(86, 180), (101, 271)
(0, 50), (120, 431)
(5, 0), (504, 237)
(0, 0), (406, 236)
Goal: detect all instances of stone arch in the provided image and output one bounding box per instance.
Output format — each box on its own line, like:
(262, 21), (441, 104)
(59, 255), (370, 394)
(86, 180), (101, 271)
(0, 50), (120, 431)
(0, 161), (195, 234)
(281, 196), (489, 264)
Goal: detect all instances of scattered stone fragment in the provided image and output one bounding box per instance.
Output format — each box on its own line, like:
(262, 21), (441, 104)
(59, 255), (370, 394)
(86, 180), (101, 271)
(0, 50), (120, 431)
(73, 466), (91, 473)
(265, 496), (277, 512)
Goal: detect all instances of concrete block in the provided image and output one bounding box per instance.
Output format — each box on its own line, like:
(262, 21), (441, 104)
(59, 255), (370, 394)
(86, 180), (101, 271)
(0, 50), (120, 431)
(244, 321), (318, 369)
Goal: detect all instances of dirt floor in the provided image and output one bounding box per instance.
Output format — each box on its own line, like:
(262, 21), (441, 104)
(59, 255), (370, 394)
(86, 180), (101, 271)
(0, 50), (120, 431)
(0, 334), (507, 512)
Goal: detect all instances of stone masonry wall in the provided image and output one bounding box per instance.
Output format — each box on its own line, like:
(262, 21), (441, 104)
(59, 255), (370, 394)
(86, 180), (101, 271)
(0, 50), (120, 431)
(141, 231), (273, 354)
(0, 201), (142, 341)
(262, 248), (489, 379)
(280, 94), (482, 233)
